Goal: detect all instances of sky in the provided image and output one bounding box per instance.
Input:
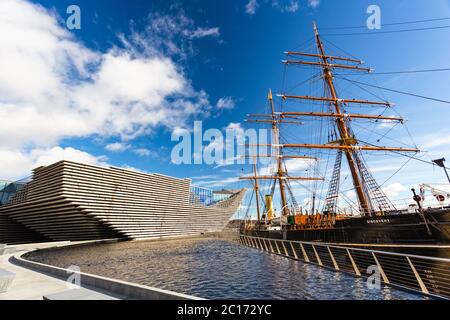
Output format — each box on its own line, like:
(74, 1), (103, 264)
(1, 0), (450, 216)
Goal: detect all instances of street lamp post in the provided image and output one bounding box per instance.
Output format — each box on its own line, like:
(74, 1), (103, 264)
(432, 158), (450, 184)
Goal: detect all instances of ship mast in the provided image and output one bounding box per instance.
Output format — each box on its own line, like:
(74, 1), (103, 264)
(241, 90), (323, 222)
(269, 89), (290, 217)
(242, 22), (421, 218)
(275, 22), (421, 216)
(252, 161), (261, 223)
(312, 22), (370, 214)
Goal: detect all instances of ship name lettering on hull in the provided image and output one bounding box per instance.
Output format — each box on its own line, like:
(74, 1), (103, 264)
(367, 219), (391, 224)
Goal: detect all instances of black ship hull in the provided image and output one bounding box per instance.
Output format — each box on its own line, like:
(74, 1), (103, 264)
(244, 209), (450, 258)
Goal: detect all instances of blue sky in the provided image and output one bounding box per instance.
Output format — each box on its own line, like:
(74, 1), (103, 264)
(2, 0), (450, 215)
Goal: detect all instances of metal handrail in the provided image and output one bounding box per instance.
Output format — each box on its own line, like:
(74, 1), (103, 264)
(243, 235), (450, 263)
(237, 234), (450, 299)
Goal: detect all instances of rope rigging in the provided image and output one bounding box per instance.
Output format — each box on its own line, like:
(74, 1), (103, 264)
(323, 25), (450, 36)
(240, 22), (449, 220)
(336, 76), (450, 105)
(319, 16), (450, 30)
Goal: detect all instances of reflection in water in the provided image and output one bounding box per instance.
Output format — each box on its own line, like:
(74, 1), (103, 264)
(25, 239), (425, 300)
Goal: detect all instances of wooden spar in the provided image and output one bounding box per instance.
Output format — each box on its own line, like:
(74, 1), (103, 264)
(240, 176), (324, 181)
(253, 162), (261, 223)
(285, 144), (420, 152)
(282, 112), (404, 122)
(246, 143), (420, 153)
(277, 94), (392, 107)
(242, 155), (319, 160)
(284, 51), (363, 64)
(282, 60), (372, 72)
(247, 114), (303, 120)
(247, 114), (273, 118)
(248, 112), (404, 122)
(245, 119), (304, 125)
(268, 89), (275, 115)
(247, 114), (280, 118)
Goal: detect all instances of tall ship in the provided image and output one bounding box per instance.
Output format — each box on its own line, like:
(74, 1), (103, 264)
(0, 160), (245, 244)
(240, 23), (450, 255)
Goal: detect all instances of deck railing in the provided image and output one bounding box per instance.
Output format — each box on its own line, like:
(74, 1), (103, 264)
(236, 235), (450, 300)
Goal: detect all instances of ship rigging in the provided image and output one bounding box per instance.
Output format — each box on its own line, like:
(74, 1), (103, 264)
(239, 22), (439, 231)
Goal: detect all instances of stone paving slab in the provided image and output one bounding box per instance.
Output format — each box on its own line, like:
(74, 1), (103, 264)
(44, 288), (117, 300)
(0, 268), (15, 293)
(0, 241), (118, 300)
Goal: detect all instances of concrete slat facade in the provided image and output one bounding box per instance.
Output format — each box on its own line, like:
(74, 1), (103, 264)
(0, 161), (245, 244)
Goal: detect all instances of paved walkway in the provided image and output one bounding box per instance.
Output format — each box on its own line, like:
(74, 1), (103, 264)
(0, 243), (116, 300)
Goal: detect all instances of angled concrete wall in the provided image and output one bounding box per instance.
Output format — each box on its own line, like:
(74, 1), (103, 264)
(0, 161), (245, 244)
(0, 211), (49, 245)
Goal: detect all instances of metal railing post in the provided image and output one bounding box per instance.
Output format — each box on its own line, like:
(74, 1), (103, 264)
(257, 238), (264, 250)
(406, 257), (429, 295)
(299, 243), (310, 262)
(262, 239), (269, 251)
(346, 248), (361, 276)
(252, 238), (259, 249)
(268, 240), (275, 253)
(312, 244), (323, 266)
(245, 236), (250, 247)
(372, 252), (389, 284)
(290, 242), (298, 259)
(328, 246), (340, 270)
(281, 241), (289, 256)
(274, 240), (282, 254)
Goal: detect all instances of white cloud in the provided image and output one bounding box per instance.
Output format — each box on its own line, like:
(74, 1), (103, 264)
(245, 0), (258, 15)
(308, 0), (320, 8)
(422, 135), (450, 149)
(255, 159), (315, 176)
(0, 146), (108, 180)
(285, 158), (316, 172)
(205, 122), (244, 151)
(382, 182), (407, 199)
(105, 142), (129, 152)
(246, 158), (315, 178)
(344, 190), (357, 202)
(0, 0), (218, 179)
(194, 176), (240, 187)
(190, 27), (220, 39)
(214, 156), (241, 168)
(369, 164), (404, 173)
(283, 1), (299, 12)
(216, 97), (236, 110)
(226, 122), (245, 136)
(191, 174), (221, 180)
(133, 148), (153, 157)
(0, 0), (209, 148)
(248, 0), (302, 15)
(203, 123), (245, 168)
(272, 1), (299, 13)
(121, 11), (220, 59)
